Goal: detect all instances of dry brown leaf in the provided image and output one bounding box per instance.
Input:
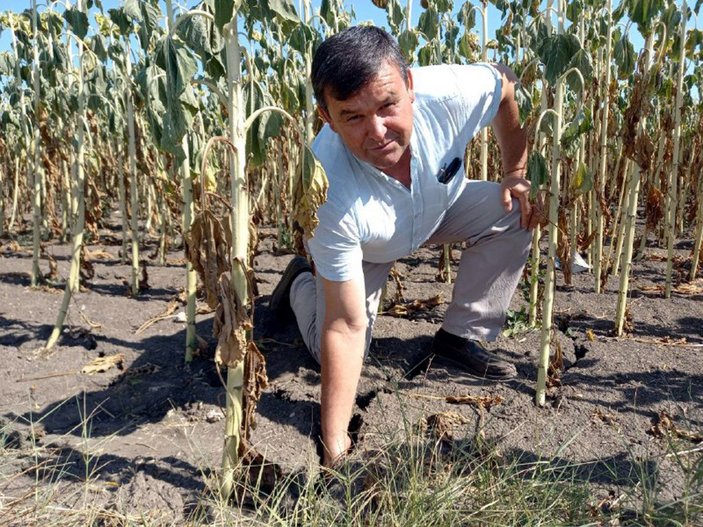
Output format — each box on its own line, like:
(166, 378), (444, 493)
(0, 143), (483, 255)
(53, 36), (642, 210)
(645, 186), (664, 231)
(674, 279), (703, 295)
(638, 284), (664, 293)
(648, 411), (703, 443)
(547, 335), (564, 387)
(385, 294), (444, 318)
(81, 354), (125, 374)
(186, 210), (232, 309)
(242, 341), (268, 436)
(425, 412), (469, 442)
(293, 146), (328, 239)
(213, 273), (252, 368)
(85, 248), (114, 261)
(445, 394), (504, 409)
(591, 408), (618, 425)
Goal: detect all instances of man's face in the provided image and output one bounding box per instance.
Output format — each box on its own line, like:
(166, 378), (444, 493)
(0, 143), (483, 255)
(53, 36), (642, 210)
(318, 60), (414, 172)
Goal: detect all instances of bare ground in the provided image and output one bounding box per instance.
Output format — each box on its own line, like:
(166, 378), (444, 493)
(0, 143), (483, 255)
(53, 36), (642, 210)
(0, 216), (702, 525)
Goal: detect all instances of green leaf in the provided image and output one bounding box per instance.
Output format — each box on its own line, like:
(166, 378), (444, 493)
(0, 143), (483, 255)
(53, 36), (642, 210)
(398, 29), (419, 58)
(626, 0), (664, 35)
(266, 0), (300, 22)
(214, 0), (239, 32)
(91, 34), (108, 61)
(565, 48), (593, 91)
(417, 43), (435, 66)
(614, 32), (636, 80)
(178, 8), (223, 58)
(288, 23), (315, 54)
(63, 7), (89, 39)
(320, 0), (337, 28)
(388, 0), (405, 31)
(561, 107), (593, 149)
(536, 33), (581, 85)
(459, 2), (476, 31)
(418, 7), (439, 41)
(156, 36), (198, 97)
(527, 151), (548, 198)
(108, 8), (132, 35)
(565, 0), (583, 22)
(514, 83), (533, 125)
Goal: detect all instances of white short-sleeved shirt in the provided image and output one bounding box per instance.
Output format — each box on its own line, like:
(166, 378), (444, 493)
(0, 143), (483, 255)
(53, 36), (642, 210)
(308, 63), (502, 282)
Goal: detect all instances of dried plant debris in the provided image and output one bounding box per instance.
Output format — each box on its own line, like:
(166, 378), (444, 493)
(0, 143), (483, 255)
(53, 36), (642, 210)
(385, 294), (444, 320)
(648, 411), (703, 443)
(425, 412), (470, 442)
(293, 145), (329, 239)
(389, 266), (406, 304)
(445, 394), (504, 409)
(547, 336), (564, 388)
(213, 273), (252, 368)
(241, 341), (268, 435)
(81, 353), (125, 374)
(591, 408), (619, 425)
(110, 363), (160, 386)
(135, 299), (181, 334)
(186, 210), (232, 309)
(637, 280), (703, 295)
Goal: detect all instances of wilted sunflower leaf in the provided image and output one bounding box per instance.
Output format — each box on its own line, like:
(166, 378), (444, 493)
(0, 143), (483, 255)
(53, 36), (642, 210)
(293, 145), (328, 238)
(213, 273), (252, 368)
(570, 162), (593, 196)
(185, 210), (231, 308)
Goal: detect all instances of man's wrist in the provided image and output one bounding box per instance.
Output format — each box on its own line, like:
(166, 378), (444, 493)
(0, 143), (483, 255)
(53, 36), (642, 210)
(504, 167), (527, 178)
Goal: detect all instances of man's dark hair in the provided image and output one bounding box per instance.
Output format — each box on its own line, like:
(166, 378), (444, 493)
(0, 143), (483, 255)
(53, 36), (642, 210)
(312, 25), (409, 110)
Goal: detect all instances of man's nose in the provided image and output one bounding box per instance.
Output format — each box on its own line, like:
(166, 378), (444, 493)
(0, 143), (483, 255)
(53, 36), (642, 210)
(367, 114), (387, 141)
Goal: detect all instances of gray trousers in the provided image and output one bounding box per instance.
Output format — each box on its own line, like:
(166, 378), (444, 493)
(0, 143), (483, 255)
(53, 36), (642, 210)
(289, 180), (533, 364)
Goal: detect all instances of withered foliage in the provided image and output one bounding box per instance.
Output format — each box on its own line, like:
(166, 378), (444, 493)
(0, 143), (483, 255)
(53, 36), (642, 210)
(240, 340), (268, 436)
(547, 335), (563, 388)
(389, 266), (406, 305)
(425, 412), (469, 442)
(385, 294), (444, 319)
(436, 245), (455, 283)
(213, 273), (251, 368)
(645, 185), (664, 231)
(621, 52), (657, 170)
(292, 147), (328, 240)
(591, 408), (618, 425)
(81, 353), (125, 374)
(557, 208), (572, 285)
(186, 210), (232, 309)
(648, 411), (703, 443)
(445, 394), (504, 409)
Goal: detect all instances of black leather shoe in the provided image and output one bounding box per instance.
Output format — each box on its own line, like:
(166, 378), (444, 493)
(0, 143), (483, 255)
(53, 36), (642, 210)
(269, 256), (312, 314)
(430, 328), (517, 379)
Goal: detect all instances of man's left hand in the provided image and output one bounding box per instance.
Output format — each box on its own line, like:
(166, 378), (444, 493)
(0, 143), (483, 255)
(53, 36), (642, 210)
(500, 174), (542, 230)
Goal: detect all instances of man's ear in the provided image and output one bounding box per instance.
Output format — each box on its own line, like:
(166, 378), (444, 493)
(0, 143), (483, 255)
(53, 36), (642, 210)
(318, 106), (337, 133)
(407, 68), (415, 103)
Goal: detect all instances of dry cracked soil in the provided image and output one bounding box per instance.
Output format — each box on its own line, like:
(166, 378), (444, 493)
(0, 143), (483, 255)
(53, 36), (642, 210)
(1, 218), (702, 525)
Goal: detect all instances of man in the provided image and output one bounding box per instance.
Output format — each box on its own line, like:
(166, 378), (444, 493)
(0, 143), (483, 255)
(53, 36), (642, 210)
(270, 26), (536, 466)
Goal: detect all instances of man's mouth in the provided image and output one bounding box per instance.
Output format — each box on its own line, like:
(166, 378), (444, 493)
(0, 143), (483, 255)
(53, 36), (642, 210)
(370, 141), (393, 151)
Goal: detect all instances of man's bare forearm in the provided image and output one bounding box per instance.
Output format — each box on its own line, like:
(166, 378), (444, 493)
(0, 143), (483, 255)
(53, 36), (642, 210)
(319, 320), (366, 464)
(490, 63), (528, 177)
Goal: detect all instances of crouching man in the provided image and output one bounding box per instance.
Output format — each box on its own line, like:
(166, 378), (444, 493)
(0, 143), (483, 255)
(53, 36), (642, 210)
(270, 26), (537, 466)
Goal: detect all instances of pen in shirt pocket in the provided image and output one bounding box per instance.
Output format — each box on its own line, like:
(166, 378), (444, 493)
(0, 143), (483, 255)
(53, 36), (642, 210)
(437, 157), (462, 184)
